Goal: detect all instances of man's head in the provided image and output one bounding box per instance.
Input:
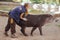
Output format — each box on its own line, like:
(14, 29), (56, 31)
(24, 3), (30, 9)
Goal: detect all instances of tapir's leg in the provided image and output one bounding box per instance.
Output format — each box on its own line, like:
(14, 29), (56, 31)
(38, 27), (43, 35)
(31, 27), (37, 36)
(21, 27), (28, 36)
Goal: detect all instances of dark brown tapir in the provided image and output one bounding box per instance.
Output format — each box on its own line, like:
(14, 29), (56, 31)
(5, 14), (54, 37)
(19, 14), (54, 36)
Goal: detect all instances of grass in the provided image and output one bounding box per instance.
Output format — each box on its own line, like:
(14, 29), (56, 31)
(30, 9), (45, 14)
(57, 25), (60, 27)
(0, 6), (13, 11)
(0, 7), (10, 11)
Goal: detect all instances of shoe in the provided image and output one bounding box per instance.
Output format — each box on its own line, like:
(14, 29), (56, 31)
(4, 32), (8, 36)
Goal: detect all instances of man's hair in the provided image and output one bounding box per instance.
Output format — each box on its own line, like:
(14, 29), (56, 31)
(24, 3), (29, 7)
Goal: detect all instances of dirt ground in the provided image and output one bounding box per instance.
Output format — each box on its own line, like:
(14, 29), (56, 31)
(0, 16), (60, 40)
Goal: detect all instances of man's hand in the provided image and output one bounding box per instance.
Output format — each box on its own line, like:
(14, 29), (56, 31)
(22, 18), (28, 21)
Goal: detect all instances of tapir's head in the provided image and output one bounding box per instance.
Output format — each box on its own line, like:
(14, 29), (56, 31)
(44, 14), (56, 23)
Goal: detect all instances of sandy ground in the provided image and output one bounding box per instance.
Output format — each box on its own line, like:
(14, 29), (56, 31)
(0, 16), (60, 40)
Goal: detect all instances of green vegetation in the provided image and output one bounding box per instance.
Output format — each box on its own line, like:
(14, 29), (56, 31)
(30, 0), (43, 4)
(30, 0), (60, 5)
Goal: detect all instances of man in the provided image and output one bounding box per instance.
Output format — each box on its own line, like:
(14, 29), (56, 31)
(4, 3), (30, 38)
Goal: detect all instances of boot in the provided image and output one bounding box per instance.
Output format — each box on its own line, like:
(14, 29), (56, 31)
(4, 32), (8, 36)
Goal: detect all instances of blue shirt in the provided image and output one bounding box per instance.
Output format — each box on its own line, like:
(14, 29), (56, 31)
(9, 6), (27, 23)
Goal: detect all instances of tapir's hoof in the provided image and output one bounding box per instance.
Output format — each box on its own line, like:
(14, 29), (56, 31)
(24, 34), (28, 36)
(40, 34), (43, 36)
(30, 34), (33, 36)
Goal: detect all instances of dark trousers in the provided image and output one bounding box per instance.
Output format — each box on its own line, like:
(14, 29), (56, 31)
(5, 16), (16, 34)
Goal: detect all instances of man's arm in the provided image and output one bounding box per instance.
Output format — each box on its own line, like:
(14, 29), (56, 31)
(20, 10), (29, 19)
(20, 13), (24, 20)
(20, 13), (28, 21)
